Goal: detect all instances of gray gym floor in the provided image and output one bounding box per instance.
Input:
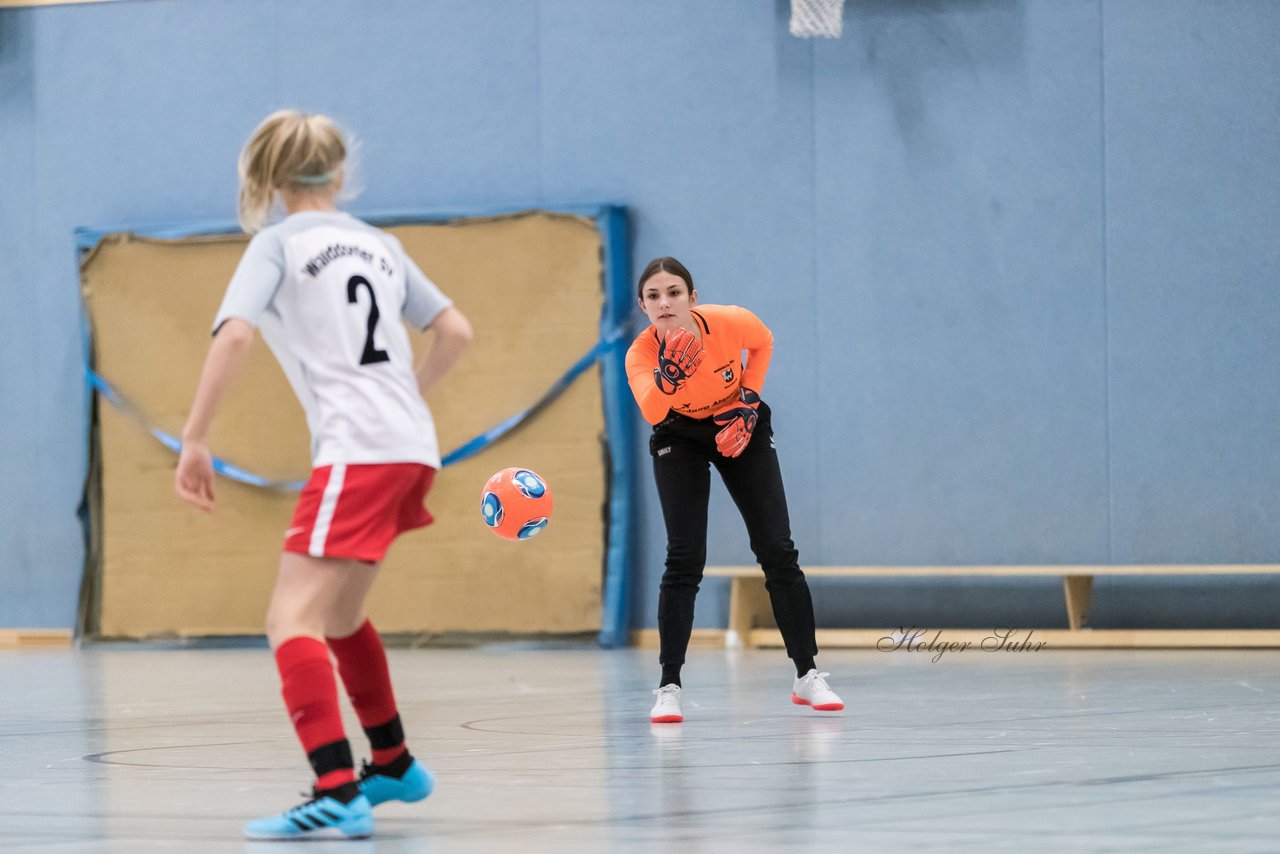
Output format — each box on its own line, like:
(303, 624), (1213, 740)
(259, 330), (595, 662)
(1, 644), (1277, 852)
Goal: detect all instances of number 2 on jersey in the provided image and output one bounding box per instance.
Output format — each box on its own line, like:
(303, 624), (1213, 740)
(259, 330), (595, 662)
(346, 275), (391, 366)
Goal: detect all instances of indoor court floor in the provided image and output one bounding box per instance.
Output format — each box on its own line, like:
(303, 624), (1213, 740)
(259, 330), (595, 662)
(2, 643), (1277, 852)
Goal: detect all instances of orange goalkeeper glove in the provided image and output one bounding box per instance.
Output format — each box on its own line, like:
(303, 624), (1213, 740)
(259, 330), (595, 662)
(654, 327), (704, 394)
(712, 387), (760, 458)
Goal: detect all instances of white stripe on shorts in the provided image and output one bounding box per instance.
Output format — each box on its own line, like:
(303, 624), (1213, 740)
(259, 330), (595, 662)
(309, 463), (347, 557)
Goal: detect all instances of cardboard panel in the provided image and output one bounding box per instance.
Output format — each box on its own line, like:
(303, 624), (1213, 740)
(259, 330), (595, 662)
(82, 212), (605, 638)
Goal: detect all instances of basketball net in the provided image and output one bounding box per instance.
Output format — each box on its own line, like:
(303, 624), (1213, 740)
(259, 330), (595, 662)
(790, 0), (845, 38)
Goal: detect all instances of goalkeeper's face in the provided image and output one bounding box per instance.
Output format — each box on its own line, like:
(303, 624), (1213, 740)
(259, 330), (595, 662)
(639, 271), (698, 335)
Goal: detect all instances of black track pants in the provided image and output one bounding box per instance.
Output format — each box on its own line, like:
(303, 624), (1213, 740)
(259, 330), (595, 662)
(649, 402), (818, 671)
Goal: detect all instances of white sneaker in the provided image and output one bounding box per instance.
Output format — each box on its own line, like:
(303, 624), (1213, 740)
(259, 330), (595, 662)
(792, 670), (844, 711)
(650, 684), (683, 723)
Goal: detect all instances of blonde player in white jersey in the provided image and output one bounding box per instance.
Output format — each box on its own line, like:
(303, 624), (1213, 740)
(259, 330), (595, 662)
(175, 110), (472, 841)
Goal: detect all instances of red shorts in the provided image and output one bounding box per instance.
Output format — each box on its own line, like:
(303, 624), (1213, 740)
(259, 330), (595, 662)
(284, 463), (436, 563)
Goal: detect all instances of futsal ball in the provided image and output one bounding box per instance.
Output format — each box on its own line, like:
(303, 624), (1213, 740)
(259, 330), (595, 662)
(480, 467), (553, 541)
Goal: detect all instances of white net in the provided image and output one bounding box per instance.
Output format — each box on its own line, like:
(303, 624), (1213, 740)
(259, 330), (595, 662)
(790, 0), (845, 38)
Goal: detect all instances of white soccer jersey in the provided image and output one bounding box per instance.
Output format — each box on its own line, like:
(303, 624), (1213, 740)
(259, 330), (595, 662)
(213, 210), (452, 469)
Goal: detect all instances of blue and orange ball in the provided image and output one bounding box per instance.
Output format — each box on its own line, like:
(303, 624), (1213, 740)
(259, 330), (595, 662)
(480, 468), (553, 541)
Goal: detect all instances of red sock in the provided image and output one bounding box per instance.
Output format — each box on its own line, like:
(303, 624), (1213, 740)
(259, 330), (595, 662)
(275, 636), (356, 790)
(327, 620), (407, 765)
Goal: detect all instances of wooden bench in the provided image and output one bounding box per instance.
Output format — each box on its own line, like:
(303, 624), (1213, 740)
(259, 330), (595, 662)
(704, 565), (1280, 649)
(0, 629), (73, 648)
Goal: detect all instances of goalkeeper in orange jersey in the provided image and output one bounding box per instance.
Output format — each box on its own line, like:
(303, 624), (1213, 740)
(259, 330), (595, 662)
(626, 256), (843, 723)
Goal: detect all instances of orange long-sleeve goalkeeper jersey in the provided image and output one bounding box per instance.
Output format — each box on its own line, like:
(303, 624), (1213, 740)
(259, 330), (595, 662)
(625, 304), (774, 425)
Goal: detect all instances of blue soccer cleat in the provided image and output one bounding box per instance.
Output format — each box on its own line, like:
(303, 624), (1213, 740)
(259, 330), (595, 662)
(243, 789), (373, 840)
(359, 757), (434, 807)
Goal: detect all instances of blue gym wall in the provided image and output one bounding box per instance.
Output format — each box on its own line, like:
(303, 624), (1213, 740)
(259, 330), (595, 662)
(1, 0), (1277, 633)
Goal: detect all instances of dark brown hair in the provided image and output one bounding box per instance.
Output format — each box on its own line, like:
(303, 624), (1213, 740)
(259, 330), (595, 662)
(637, 256), (694, 300)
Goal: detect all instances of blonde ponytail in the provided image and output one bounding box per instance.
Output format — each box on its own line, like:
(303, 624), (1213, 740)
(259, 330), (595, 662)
(236, 110), (347, 233)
